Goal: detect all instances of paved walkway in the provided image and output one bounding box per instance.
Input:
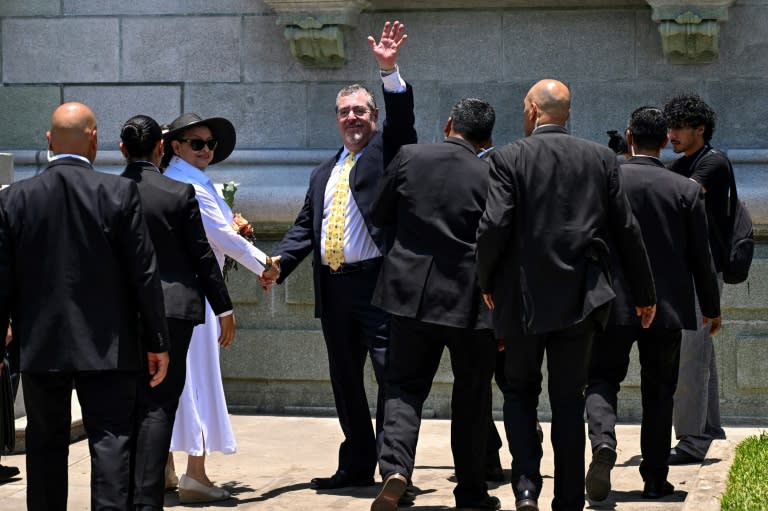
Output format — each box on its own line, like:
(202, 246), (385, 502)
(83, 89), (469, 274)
(0, 415), (763, 510)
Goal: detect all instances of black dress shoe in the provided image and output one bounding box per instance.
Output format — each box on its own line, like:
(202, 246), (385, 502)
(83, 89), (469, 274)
(642, 479), (674, 499)
(668, 448), (703, 465)
(311, 469), (375, 490)
(456, 494), (501, 510)
(371, 473), (408, 511)
(398, 486), (416, 507)
(514, 489), (538, 511)
(585, 443), (617, 501)
(0, 464), (20, 481)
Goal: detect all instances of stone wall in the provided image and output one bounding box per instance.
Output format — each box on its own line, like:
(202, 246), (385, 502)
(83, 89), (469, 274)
(2, 1), (768, 423)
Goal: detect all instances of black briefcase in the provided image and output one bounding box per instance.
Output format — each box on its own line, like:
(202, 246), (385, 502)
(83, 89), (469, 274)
(0, 358), (14, 453)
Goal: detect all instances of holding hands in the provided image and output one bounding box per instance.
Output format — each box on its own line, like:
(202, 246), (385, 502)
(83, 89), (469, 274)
(260, 255), (282, 291)
(368, 20), (407, 70)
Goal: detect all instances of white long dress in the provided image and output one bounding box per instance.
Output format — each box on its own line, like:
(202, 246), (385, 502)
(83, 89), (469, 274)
(165, 156), (267, 455)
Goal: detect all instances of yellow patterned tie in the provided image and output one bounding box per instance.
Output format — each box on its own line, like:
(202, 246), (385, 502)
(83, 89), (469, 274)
(325, 152), (356, 271)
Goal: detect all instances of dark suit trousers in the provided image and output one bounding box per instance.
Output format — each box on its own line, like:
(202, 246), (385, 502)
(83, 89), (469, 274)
(585, 325), (681, 483)
(503, 318), (596, 511)
(486, 350), (507, 466)
(132, 318), (195, 508)
(319, 263), (389, 478)
(23, 370), (137, 511)
(378, 316), (496, 506)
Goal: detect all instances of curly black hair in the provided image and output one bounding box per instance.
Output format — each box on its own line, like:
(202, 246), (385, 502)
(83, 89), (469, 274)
(663, 93), (715, 142)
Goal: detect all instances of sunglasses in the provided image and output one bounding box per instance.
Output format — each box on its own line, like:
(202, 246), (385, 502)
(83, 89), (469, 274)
(179, 138), (218, 151)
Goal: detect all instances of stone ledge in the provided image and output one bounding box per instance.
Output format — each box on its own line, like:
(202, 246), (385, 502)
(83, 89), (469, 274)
(681, 439), (734, 511)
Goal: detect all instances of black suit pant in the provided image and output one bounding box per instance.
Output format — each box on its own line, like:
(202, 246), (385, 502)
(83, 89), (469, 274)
(503, 317), (596, 511)
(132, 318), (195, 509)
(319, 262), (389, 478)
(585, 325), (681, 483)
(23, 370), (138, 511)
(378, 316), (496, 506)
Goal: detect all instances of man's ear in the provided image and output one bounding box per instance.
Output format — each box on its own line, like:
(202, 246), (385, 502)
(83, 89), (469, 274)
(660, 133), (670, 149)
(46, 131), (53, 152)
(444, 117), (453, 137)
(119, 142), (129, 159)
(370, 107), (380, 123)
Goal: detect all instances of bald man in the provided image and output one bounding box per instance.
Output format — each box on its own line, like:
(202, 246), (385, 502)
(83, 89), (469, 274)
(476, 80), (656, 511)
(0, 102), (169, 511)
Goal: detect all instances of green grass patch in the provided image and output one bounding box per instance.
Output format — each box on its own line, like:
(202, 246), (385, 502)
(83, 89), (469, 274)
(721, 432), (768, 511)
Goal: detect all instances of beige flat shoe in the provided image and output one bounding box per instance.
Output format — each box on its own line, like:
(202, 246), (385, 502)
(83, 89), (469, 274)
(165, 463), (179, 490)
(178, 474), (231, 503)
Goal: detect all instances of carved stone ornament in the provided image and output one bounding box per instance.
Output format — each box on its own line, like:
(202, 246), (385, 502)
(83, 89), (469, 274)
(264, 0), (371, 68)
(645, 0), (736, 63)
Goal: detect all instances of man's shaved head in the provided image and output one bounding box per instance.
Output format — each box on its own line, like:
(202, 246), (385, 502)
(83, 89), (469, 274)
(47, 102), (98, 162)
(523, 79), (571, 136)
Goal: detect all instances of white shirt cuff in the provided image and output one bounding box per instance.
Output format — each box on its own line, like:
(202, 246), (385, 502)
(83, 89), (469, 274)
(381, 67), (406, 93)
(217, 310), (234, 317)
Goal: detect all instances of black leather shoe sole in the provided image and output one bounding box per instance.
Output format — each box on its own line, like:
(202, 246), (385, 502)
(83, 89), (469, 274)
(585, 444), (617, 501)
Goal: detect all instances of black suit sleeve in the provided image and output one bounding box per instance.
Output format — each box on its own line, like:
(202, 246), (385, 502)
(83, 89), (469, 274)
(381, 83), (417, 167)
(275, 186), (315, 283)
(371, 149), (404, 227)
(179, 185), (233, 315)
(605, 158), (656, 308)
(117, 181), (169, 352)
(476, 149), (517, 293)
(0, 194), (12, 338)
(685, 186), (721, 318)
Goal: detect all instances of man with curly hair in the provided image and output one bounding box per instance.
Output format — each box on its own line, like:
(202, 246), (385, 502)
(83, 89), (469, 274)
(663, 93), (729, 465)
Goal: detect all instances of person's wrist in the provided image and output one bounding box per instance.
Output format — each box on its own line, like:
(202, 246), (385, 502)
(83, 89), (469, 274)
(380, 64), (398, 76)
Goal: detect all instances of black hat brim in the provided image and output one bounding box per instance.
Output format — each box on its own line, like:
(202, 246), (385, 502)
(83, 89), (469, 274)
(164, 114), (236, 166)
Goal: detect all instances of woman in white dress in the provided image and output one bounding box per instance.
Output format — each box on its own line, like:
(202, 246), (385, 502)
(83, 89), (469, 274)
(161, 113), (278, 503)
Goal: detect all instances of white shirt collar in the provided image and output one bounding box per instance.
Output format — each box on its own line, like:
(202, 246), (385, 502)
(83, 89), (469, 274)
(50, 153), (91, 165)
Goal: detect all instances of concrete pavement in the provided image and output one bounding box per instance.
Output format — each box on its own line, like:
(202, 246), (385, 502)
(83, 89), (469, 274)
(0, 415), (763, 510)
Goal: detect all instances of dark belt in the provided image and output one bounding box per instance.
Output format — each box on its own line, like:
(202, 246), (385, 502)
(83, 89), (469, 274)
(323, 257), (383, 275)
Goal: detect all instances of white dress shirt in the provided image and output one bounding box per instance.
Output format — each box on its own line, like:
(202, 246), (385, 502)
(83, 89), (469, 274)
(318, 68), (406, 265)
(164, 156), (267, 276)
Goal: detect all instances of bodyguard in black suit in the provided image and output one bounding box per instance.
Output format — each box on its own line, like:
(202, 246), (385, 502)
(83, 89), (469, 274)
(584, 107), (721, 502)
(370, 99), (499, 511)
(476, 80), (657, 511)
(271, 21), (417, 489)
(0, 102), (169, 511)
(118, 115), (234, 510)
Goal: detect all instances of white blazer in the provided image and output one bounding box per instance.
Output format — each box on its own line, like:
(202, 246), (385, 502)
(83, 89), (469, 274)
(164, 156), (266, 275)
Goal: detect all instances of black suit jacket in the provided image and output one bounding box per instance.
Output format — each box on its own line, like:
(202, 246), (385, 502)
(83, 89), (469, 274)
(609, 156), (720, 329)
(0, 157), (169, 372)
(371, 137), (491, 329)
(476, 125), (656, 338)
(121, 162), (232, 322)
(275, 84), (417, 317)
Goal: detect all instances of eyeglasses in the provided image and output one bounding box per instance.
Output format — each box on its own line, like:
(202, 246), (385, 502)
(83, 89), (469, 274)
(179, 138), (218, 151)
(336, 107), (371, 119)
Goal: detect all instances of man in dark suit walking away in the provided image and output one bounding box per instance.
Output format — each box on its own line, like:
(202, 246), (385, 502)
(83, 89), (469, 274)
(476, 80), (657, 511)
(0, 102), (170, 511)
(119, 114), (235, 510)
(270, 21), (417, 490)
(584, 106), (721, 503)
(369, 98), (499, 511)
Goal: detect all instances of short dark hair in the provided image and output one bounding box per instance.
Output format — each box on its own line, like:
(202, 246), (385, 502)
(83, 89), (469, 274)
(120, 115), (162, 160)
(628, 106), (668, 151)
(450, 98), (495, 144)
(663, 93), (716, 142)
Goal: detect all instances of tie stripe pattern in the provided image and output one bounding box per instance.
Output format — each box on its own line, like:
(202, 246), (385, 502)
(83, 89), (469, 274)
(325, 152), (356, 271)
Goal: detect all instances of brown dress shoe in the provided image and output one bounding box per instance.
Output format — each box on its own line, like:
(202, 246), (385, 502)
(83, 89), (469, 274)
(371, 473), (408, 511)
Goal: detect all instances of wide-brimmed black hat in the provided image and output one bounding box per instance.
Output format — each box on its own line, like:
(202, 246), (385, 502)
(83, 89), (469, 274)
(164, 112), (236, 165)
